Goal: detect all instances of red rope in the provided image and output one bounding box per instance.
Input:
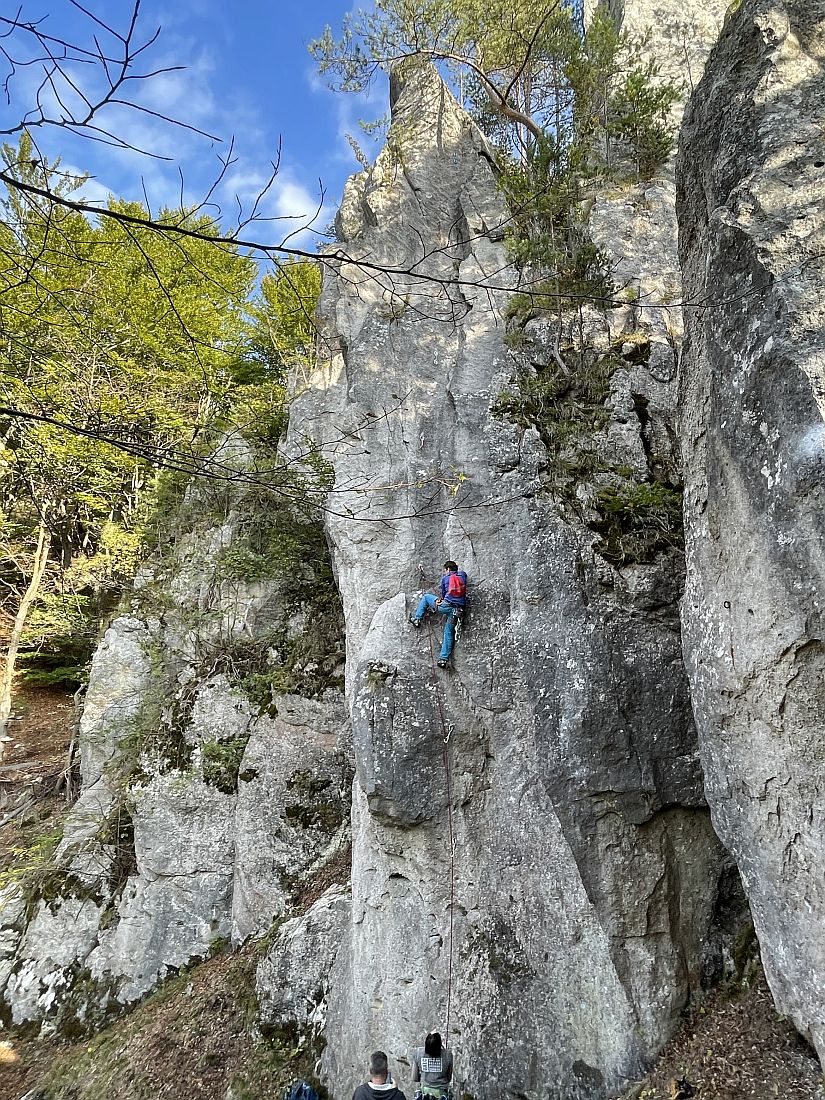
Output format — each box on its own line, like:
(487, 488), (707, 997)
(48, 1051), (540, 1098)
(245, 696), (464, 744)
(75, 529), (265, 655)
(423, 601), (457, 1044)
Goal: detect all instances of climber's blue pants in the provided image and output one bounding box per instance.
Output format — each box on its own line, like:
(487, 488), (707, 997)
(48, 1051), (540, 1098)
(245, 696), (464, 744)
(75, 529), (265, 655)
(415, 593), (458, 661)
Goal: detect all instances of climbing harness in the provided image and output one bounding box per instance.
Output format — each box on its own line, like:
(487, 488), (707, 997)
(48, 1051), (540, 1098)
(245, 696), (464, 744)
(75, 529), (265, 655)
(417, 1087), (453, 1100)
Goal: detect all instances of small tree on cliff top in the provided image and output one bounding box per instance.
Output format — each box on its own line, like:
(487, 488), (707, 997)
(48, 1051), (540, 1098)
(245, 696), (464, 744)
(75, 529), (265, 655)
(312, 0), (678, 312)
(311, 0), (678, 176)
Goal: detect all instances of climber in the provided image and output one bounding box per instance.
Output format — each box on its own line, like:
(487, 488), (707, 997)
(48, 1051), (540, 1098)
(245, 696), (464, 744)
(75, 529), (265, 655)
(409, 560), (468, 668)
(352, 1051), (408, 1100)
(410, 1032), (453, 1100)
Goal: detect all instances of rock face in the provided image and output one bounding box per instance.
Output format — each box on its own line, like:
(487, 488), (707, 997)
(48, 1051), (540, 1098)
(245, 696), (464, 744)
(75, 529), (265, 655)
(279, 19), (727, 1096)
(257, 885), (350, 1049)
(678, 0), (825, 1064)
(0, 470), (351, 1029)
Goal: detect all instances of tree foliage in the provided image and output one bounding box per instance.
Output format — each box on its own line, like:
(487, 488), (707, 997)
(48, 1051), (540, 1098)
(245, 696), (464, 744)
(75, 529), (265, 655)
(242, 261), (322, 384)
(0, 132), (268, 714)
(312, 0), (679, 304)
(312, 0), (678, 175)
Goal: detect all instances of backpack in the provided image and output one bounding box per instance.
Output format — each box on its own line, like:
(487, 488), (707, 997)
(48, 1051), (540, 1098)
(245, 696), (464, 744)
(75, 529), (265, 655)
(445, 572), (466, 601)
(284, 1082), (320, 1100)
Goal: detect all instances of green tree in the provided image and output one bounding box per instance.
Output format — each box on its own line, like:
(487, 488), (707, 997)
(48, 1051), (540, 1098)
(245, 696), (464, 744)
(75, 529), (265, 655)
(0, 134), (257, 747)
(312, 1), (678, 321)
(312, 0), (677, 174)
(227, 260), (322, 454)
(243, 261), (322, 383)
(312, 0), (570, 160)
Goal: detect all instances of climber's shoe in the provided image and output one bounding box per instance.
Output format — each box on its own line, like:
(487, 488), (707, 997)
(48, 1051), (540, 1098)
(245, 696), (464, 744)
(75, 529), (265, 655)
(409, 616), (422, 628)
(437, 659), (449, 669)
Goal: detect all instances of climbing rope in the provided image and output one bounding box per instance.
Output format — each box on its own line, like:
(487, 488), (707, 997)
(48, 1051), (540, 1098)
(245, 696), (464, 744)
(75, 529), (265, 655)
(417, 565), (458, 1043)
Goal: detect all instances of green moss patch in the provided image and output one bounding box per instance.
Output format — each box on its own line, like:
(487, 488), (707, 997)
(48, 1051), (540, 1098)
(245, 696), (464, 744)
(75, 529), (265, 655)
(493, 333), (684, 565)
(591, 481), (683, 565)
(201, 736), (250, 794)
(492, 343), (618, 458)
(283, 769), (346, 835)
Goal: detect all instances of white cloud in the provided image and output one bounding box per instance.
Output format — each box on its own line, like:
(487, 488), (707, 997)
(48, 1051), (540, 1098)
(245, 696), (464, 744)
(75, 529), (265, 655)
(136, 47), (224, 134)
(1, 4), (353, 256)
(305, 60), (388, 174)
(59, 165), (114, 207)
(306, 69), (327, 95)
(272, 177), (323, 223)
(219, 166), (335, 252)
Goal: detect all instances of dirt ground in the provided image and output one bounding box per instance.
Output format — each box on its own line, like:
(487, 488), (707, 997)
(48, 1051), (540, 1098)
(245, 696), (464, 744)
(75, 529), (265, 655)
(622, 969), (824, 1100)
(1, 681), (75, 773)
(0, 680), (76, 876)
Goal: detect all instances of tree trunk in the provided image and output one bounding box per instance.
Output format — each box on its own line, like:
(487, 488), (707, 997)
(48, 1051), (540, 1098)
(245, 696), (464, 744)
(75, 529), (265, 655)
(0, 519), (51, 757)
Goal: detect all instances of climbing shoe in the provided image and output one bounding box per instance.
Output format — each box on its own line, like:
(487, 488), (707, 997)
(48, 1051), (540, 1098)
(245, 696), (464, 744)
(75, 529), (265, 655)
(437, 659), (449, 669)
(409, 616), (421, 628)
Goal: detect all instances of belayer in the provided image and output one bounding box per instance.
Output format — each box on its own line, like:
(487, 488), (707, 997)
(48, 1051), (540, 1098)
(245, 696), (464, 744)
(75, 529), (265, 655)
(411, 1031), (453, 1100)
(409, 560), (467, 668)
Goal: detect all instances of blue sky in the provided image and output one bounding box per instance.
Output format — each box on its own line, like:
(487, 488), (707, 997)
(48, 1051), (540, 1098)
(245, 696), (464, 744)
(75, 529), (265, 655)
(0, 0), (387, 254)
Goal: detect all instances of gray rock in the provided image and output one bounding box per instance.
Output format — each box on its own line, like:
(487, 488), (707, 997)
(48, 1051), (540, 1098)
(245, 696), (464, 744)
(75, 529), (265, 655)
(285, 43), (727, 1098)
(257, 885), (350, 1045)
(86, 772), (236, 1001)
(1, 478), (350, 1028)
(77, 615), (152, 791)
(232, 707), (351, 943)
(187, 675), (254, 746)
(5, 898), (104, 1024)
(677, 0), (825, 1063)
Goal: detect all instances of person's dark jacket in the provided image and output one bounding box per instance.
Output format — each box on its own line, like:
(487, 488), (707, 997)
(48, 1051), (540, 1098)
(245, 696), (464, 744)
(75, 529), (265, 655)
(352, 1081), (407, 1100)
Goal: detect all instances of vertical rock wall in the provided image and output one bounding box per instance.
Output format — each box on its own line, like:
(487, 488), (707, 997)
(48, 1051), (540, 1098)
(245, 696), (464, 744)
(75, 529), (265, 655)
(0, 469), (351, 1028)
(678, 0), (825, 1063)
(284, 11), (727, 1091)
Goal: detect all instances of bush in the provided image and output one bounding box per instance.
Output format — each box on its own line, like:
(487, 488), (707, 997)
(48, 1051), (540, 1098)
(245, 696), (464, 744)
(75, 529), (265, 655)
(592, 481), (683, 564)
(201, 737), (250, 795)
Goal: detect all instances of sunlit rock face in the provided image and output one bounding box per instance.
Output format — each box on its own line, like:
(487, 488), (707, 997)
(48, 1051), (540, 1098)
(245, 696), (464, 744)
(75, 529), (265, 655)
(0, 473), (350, 1030)
(677, 0), (825, 1064)
(281, 15), (726, 1093)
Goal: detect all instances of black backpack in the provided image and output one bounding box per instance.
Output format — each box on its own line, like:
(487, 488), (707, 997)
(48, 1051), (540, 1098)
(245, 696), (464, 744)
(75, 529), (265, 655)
(284, 1082), (320, 1100)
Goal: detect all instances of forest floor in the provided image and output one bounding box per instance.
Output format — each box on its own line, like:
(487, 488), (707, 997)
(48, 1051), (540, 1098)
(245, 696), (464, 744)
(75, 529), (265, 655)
(0, 681), (75, 880)
(0, 686), (823, 1100)
(0, 940), (313, 1100)
(621, 970), (824, 1100)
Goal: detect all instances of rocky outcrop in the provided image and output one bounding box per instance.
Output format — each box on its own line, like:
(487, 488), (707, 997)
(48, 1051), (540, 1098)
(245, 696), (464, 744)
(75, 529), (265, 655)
(9, 4), (806, 1093)
(257, 885), (350, 1052)
(678, 0), (825, 1063)
(0, 468), (351, 1029)
(273, 17), (728, 1094)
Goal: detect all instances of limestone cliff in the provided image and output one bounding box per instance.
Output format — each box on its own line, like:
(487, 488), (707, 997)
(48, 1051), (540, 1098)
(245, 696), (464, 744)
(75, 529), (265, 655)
(678, 0), (825, 1064)
(0, 455), (351, 1029)
(260, 9), (731, 1096)
(12, 2), (816, 1096)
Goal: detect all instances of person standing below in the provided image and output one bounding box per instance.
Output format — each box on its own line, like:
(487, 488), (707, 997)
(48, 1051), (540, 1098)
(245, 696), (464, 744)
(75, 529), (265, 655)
(409, 561), (468, 668)
(410, 1032), (453, 1100)
(352, 1051), (407, 1100)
